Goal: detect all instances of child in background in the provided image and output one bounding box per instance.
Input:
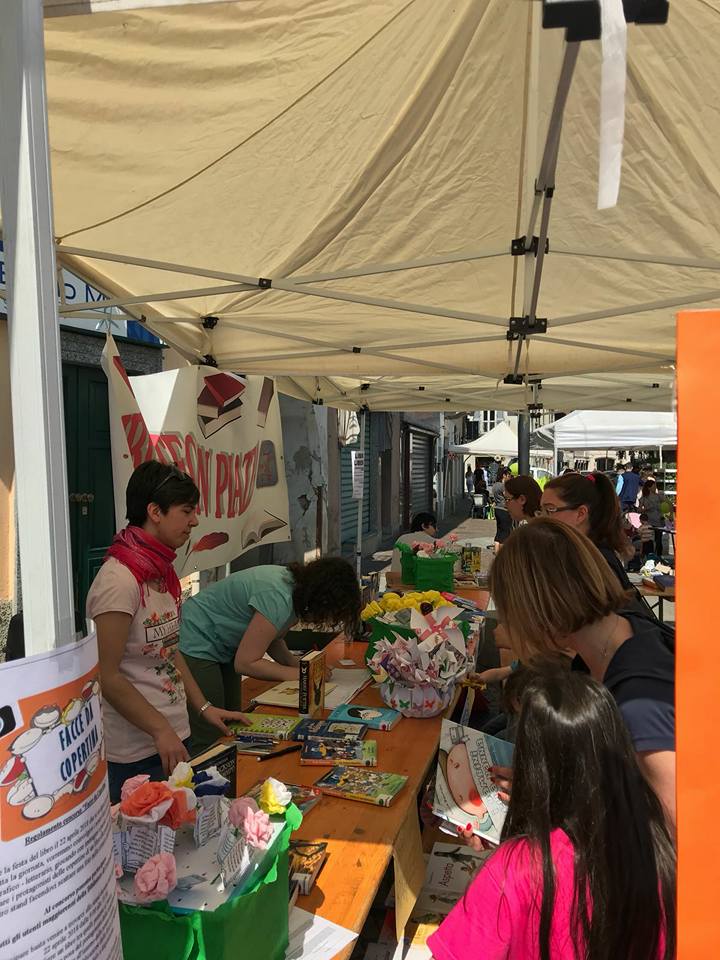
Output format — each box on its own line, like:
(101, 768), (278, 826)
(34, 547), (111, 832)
(639, 512), (655, 557)
(429, 669), (675, 960)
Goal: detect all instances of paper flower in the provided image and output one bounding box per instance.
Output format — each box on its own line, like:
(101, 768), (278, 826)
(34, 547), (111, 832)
(258, 777), (291, 815)
(228, 796), (259, 828)
(448, 533), (459, 543)
(133, 852), (177, 903)
(120, 774), (150, 802)
(241, 807), (273, 849)
(168, 761), (194, 791)
(120, 781), (174, 820)
(159, 787), (197, 829)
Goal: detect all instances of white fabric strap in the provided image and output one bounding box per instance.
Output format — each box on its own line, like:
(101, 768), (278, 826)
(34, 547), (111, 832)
(598, 0), (628, 210)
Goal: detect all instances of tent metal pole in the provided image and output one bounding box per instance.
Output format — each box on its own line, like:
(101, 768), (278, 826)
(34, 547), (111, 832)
(0, 0), (75, 653)
(515, 41), (580, 377)
(437, 413), (445, 521)
(355, 409), (366, 583)
(518, 414), (531, 475)
(551, 289), (720, 327)
(553, 248), (720, 272)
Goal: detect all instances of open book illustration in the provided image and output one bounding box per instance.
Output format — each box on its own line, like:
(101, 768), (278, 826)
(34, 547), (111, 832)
(433, 720), (514, 845)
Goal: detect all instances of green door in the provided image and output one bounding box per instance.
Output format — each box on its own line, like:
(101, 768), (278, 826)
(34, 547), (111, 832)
(63, 364), (116, 630)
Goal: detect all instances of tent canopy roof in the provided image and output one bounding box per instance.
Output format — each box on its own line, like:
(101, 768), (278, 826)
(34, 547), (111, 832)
(450, 418), (550, 458)
(533, 410), (677, 451)
(14, 1), (717, 410)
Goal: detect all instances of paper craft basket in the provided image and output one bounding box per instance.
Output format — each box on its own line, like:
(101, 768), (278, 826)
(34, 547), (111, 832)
(119, 811), (296, 960)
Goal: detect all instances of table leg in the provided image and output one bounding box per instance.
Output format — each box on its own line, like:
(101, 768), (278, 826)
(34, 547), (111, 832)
(392, 812), (426, 941)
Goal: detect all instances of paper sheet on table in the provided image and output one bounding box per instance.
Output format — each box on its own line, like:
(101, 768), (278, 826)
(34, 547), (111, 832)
(286, 907), (357, 960)
(324, 668), (371, 709)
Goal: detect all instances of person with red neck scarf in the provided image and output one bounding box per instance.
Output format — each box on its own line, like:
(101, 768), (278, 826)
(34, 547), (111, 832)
(87, 461), (246, 802)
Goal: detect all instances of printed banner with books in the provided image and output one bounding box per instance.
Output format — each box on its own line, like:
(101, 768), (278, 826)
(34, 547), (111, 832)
(102, 335), (290, 573)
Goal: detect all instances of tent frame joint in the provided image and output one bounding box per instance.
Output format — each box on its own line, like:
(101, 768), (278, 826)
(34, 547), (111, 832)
(511, 235), (549, 258)
(201, 354), (218, 367)
(258, 277), (272, 289)
(506, 316), (547, 341)
(202, 315), (219, 330)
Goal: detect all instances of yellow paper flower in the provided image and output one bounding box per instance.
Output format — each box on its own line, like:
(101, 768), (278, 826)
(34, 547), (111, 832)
(168, 761), (194, 790)
(259, 777), (290, 815)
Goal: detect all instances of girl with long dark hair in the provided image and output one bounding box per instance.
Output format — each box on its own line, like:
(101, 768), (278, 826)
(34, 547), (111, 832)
(538, 471), (673, 642)
(429, 669), (675, 960)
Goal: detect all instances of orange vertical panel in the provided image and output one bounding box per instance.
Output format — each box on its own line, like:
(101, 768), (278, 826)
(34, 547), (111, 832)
(677, 310), (720, 957)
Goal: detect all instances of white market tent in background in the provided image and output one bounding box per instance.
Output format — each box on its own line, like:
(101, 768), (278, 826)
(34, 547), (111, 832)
(451, 419), (551, 458)
(532, 410), (677, 451)
(9, 0), (720, 413)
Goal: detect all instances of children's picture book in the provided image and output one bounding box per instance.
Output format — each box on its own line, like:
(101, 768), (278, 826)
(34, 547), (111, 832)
(292, 719), (368, 742)
(314, 766), (407, 807)
(432, 719), (514, 844)
(289, 840), (329, 895)
(252, 678), (337, 710)
(300, 737), (377, 767)
(299, 650), (326, 717)
(230, 714), (301, 741)
(412, 842), (489, 917)
(327, 703), (401, 731)
(245, 780), (322, 817)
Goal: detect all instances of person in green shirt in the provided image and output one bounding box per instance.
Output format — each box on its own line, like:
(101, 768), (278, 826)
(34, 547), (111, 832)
(179, 558), (361, 750)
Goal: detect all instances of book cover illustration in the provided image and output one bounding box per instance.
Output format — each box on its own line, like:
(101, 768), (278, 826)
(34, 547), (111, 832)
(299, 650), (326, 717)
(300, 737), (377, 767)
(292, 719), (368, 742)
(432, 720), (514, 844)
(230, 714), (300, 740)
(289, 840), (328, 895)
(313, 766), (408, 807)
(246, 780), (322, 816)
(412, 842), (489, 918)
(196, 371), (246, 438)
(252, 678), (336, 710)
(327, 703), (400, 731)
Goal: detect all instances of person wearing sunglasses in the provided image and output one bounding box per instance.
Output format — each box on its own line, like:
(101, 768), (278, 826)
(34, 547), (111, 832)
(503, 475), (542, 526)
(87, 461), (247, 802)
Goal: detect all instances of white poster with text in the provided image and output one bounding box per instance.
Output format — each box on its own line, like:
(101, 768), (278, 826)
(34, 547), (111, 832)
(0, 634), (121, 960)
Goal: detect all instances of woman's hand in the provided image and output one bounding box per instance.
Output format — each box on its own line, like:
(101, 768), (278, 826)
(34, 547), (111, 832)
(472, 666), (512, 685)
(202, 706), (250, 737)
(153, 724), (190, 776)
(456, 823), (494, 853)
(489, 765), (513, 804)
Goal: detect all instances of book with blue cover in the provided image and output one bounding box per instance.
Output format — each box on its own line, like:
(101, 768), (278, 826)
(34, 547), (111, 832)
(327, 703), (401, 731)
(300, 737), (377, 767)
(292, 719), (368, 742)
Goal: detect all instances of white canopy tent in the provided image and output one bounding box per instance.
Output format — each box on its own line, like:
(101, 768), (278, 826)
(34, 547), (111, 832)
(7, 0), (718, 413)
(450, 419), (551, 458)
(1, 0), (712, 654)
(532, 410), (677, 451)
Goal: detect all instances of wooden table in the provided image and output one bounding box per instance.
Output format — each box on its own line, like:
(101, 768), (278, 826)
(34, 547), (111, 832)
(638, 582), (675, 621)
(236, 644), (443, 960)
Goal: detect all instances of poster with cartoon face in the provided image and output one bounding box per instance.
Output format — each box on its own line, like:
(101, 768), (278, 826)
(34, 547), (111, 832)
(0, 674), (104, 835)
(433, 719), (514, 844)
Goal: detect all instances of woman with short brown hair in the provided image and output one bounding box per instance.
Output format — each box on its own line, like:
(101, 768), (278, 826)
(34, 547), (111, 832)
(490, 518), (675, 829)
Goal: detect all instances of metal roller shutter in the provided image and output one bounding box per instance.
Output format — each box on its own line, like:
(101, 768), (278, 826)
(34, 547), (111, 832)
(340, 416), (371, 544)
(409, 431), (434, 518)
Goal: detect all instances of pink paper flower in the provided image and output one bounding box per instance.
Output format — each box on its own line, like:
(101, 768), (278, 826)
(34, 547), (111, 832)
(448, 534), (459, 543)
(133, 852), (177, 903)
(228, 796), (259, 829)
(120, 774), (150, 802)
(435, 540), (447, 549)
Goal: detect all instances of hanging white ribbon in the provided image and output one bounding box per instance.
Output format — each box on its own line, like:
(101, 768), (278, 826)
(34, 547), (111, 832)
(597, 0), (628, 209)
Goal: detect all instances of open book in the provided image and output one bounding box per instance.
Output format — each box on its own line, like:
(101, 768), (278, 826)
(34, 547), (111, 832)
(433, 720), (514, 845)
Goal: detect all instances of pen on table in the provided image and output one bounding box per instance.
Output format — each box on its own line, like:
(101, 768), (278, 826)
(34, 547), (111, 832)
(257, 743), (302, 762)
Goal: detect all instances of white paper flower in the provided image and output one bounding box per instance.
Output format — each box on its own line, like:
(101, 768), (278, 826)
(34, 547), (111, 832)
(168, 761), (194, 790)
(266, 777), (292, 807)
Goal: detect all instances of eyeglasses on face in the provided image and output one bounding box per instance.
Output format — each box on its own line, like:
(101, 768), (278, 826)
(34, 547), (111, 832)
(534, 505), (576, 517)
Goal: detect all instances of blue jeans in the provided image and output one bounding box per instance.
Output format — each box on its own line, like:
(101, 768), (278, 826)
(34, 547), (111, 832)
(107, 737), (191, 803)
